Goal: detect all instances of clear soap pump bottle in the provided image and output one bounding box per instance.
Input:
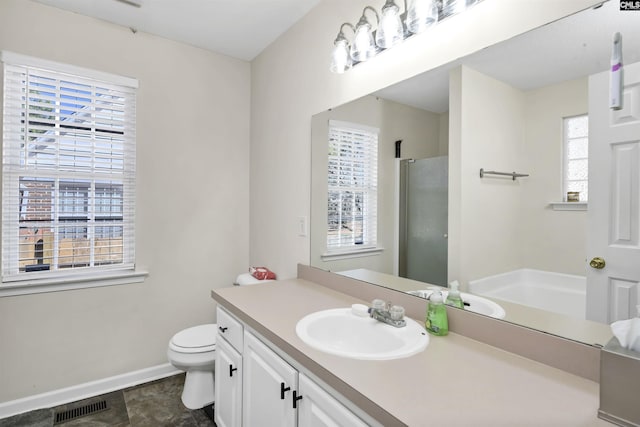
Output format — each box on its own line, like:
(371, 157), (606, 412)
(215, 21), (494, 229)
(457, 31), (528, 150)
(425, 290), (448, 336)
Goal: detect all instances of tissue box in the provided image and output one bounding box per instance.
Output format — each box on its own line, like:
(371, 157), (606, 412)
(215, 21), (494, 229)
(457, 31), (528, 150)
(599, 337), (640, 426)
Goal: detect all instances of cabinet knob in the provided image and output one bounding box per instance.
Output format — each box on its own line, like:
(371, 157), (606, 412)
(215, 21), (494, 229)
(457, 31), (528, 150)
(229, 365), (237, 377)
(292, 391), (303, 409)
(280, 382), (291, 399)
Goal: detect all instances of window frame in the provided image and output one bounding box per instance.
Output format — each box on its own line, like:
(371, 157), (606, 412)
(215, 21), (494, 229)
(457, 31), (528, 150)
(562, 114), (589, 203)
(325, 120), (379, 256)
(1, 51), (145, 295)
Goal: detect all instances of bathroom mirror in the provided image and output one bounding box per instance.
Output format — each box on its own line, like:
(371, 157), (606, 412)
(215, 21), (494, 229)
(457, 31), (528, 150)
(310, 1), (639, 346)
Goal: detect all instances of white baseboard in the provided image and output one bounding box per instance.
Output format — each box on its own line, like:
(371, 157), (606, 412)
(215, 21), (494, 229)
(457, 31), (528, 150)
(0, 363), (181, 419)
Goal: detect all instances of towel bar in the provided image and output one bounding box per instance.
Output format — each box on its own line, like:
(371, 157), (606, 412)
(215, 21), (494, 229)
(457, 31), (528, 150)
(479, 168), (529, 180)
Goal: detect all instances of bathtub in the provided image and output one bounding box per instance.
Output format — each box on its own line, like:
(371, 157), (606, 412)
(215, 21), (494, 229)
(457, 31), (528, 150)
(468, 269), (586, 320)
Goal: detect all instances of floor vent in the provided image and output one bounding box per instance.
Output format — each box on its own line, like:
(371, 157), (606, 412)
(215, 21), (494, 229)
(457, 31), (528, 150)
(54, 399), (108, 424)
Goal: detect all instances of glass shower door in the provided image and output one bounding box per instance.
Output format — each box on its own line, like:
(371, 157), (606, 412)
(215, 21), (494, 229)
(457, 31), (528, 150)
(399, 156), (448, 286)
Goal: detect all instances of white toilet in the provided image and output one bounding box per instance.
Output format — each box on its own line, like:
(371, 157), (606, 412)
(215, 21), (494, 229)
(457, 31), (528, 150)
(167, 324), (217, 409)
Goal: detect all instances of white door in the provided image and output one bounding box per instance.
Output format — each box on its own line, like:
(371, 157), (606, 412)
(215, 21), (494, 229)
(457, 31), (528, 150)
(242, 331), (297, 427)
(586, 61), (640, 323)
(215, 337), (243, 427)
(297, 373), (368, 427)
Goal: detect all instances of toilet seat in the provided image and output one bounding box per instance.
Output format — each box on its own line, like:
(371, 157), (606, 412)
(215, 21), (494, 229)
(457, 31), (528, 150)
(170, 324), (217, 354)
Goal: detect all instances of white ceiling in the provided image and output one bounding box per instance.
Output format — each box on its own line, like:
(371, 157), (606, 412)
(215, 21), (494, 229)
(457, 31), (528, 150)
(31, 0), (321, 61)
(375, 1), (640, 113)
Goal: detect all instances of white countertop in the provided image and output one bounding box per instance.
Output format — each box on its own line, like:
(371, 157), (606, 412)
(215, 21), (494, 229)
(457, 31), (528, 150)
(212, 278), (608, 427)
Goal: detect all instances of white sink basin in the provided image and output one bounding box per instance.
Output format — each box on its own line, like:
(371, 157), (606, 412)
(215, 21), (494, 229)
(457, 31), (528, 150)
(295, 307), (429, 360)
(406, 289), (506, 319)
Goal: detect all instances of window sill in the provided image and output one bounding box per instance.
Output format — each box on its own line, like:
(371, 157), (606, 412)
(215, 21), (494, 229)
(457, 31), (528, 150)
(549, 202), (588, 211)
(321, 247), (384, 261)
(0, 270), (148, 297)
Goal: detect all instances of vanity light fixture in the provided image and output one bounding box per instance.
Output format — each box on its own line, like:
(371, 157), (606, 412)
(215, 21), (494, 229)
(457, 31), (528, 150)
(376, 0), (405, 49)
(441, 0), (477, 18)
(330, 0), (482, 73)
(330, 23), (356, 74)
(406, 0), (439, 34)
(350, 6), (380, 62)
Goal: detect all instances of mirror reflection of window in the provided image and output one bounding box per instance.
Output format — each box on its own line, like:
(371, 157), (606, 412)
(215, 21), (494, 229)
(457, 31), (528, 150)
(34, 239), (44, 265)
(327, 120), (378, 252)
(563, 114), (588, 202)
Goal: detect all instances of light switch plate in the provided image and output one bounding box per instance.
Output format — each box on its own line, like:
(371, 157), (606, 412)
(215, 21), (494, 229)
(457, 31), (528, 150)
(297, 216), (308, 237)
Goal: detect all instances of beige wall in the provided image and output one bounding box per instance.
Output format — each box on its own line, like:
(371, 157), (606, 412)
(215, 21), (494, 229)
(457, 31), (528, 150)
(310, 95), (443, 273)
(450, 66), (526, 285)
(250, 0), (601, 280)
(520, 77), (588, 275)
(450, 68), (588, 285)
(0, 0), (250, 402)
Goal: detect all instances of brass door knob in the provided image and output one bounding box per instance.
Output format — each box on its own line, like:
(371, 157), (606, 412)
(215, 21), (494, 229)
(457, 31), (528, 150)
(589, 257), (606, 269)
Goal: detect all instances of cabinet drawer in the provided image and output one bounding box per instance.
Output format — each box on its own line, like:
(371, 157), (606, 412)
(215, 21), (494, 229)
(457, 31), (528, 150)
(216, 306), (244, 352)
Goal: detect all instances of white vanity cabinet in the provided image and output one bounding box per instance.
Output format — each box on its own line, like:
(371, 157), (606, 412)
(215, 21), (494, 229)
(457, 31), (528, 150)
(215, 306), (244, 427)
(297, 373), (369, 427)
(242, 330), (368, 427)
(242, 331), (297, 427)
(215, 337), (242, 427)
(215, 306), (370, 427)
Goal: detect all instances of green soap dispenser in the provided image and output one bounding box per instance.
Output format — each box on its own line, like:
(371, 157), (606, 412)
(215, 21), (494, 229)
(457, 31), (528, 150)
(425, 290), (449, 336)
(445, 280), (464, 309)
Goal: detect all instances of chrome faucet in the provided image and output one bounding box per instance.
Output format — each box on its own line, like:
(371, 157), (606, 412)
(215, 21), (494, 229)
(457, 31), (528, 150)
(369, 299), (406, 328)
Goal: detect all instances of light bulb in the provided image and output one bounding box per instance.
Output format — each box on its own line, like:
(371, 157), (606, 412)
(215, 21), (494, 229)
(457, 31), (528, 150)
(350, 23), (376, 62)
(376, 3), (404, 49)
(330, 40), (351, 74)
(406, 0), (439, 34)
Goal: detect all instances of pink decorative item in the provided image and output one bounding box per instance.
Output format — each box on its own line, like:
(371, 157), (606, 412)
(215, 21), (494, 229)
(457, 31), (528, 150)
(249, 266), (276, 281)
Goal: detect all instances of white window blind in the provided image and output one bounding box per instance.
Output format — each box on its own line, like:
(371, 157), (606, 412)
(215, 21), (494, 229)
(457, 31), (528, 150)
(327, 120), (378, 251)
(563, 114), (589, 201)
(2, 52), (137, 283)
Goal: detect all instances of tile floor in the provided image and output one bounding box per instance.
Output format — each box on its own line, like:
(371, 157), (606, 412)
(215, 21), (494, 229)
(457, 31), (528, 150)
(0, 374), (216, 427)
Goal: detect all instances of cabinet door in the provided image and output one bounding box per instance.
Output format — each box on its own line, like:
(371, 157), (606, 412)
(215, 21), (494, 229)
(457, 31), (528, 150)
(243, 331), (297, 427)
(297, 373), (368, 427)
(215, 337), (242, 427)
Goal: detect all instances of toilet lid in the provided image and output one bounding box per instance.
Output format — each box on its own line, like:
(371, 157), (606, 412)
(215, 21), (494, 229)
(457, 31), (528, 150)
(171, 324), (217, 350)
